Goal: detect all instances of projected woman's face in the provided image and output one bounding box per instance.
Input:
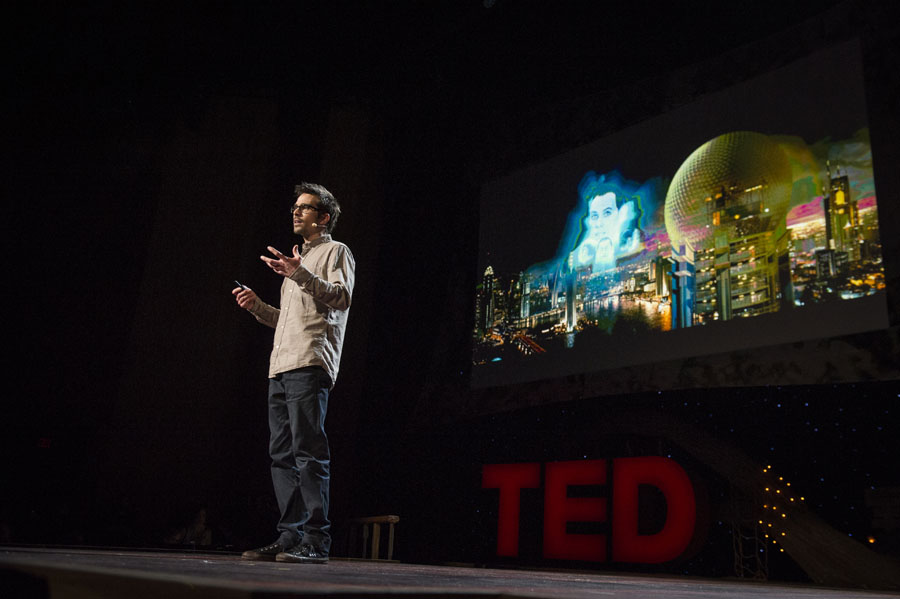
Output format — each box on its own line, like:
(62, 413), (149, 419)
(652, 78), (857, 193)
(588, 192), (618, 246)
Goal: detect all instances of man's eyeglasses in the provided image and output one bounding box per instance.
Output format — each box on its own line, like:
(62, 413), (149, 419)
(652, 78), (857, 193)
(290, 203), (321, 215)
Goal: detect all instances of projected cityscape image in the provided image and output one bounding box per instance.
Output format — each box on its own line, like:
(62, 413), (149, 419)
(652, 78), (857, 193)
(472, 129), (885, 378)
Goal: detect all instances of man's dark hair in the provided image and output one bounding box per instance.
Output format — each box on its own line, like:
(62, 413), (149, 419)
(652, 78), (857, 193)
(294, 182), (341, 233)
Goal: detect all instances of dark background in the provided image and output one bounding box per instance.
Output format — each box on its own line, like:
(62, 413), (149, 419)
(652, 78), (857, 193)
(4, 0), (899, 585)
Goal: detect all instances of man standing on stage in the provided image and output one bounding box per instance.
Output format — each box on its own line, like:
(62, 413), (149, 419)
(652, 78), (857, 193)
(233, 182), (355, 564)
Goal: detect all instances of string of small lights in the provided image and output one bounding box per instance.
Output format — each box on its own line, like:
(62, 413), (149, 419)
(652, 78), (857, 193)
(761, 463), (881, 550)
(760, 465), (806, 554)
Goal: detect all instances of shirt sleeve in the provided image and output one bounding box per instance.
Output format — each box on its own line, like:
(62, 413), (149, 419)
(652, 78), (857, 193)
(249, 298), (280, 328)
(289, 244), (355, 311)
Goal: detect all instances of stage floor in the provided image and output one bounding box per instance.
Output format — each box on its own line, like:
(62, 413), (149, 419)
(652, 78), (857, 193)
(2, 547), (898, 599)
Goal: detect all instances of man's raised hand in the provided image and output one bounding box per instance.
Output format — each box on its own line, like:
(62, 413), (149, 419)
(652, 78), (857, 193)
(261, 245), (301, 278)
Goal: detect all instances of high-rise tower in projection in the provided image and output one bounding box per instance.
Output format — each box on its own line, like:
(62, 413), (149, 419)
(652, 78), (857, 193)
(664, 131), (794, 323)
(519, 272), (531, 319)
(825, 160), (860, 259)
(669, 241), (696, 329)
(817, 162), (856, 280)
(477, 266), (496, 334)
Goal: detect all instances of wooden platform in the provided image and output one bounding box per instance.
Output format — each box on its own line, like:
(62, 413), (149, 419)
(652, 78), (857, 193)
(2, 547), (898, 599)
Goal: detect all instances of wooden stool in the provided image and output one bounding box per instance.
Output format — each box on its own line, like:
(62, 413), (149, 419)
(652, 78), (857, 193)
(349, 515), (399, 560)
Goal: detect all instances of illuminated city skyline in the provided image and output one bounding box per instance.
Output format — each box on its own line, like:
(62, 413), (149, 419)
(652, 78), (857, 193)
(473, 131), (884, 370)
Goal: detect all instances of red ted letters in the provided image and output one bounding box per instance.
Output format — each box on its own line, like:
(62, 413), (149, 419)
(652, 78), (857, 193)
(482, 457), (696, 563)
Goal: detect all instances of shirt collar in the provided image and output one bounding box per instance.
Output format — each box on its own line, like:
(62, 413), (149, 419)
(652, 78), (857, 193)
(303, 234), (332, 252)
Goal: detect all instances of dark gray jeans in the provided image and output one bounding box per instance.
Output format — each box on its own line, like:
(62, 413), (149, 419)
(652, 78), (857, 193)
(268, 366), (331, 553)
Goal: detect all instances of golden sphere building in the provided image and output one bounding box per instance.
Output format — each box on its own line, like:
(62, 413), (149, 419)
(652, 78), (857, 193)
(664, 131), (794, 323)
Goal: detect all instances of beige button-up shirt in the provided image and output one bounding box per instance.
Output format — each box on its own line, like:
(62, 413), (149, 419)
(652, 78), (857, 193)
(250, 234), (355, 385)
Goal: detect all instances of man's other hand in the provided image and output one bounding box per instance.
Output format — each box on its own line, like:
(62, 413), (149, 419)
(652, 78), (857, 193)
(233, 286), (258, 311)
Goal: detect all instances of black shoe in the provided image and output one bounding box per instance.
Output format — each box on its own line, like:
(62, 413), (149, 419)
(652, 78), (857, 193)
(242, 541), (287, 561)
(276, 544), (329, 564)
